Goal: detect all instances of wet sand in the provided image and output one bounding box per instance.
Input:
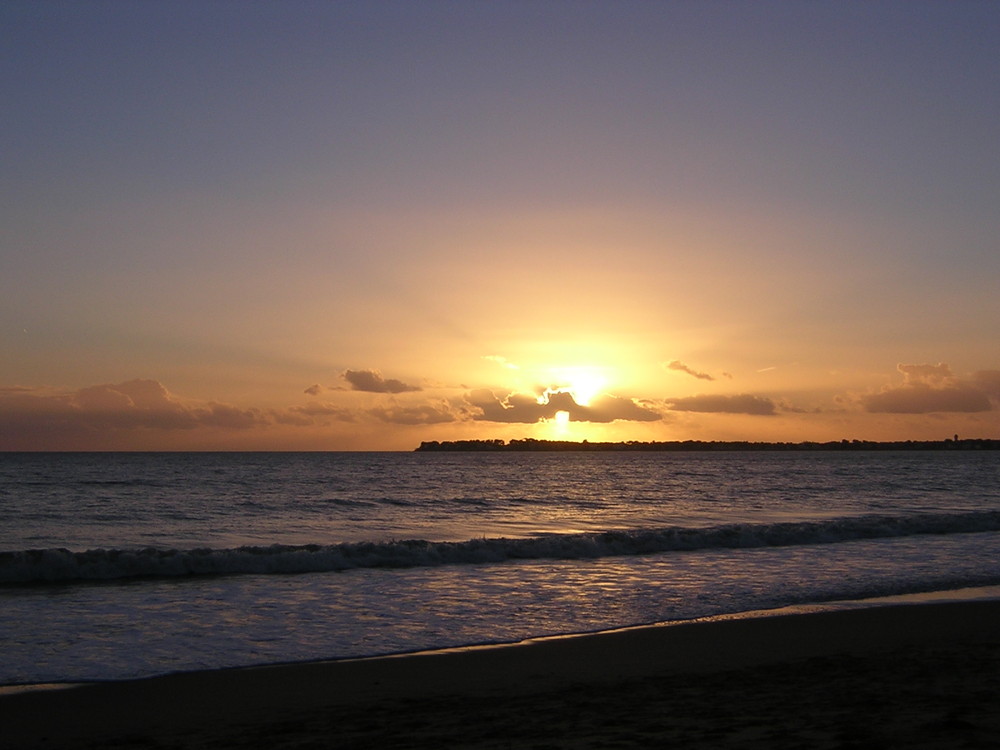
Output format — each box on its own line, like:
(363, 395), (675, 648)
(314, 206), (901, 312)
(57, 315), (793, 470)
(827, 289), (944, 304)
(3, 598), (999, 749)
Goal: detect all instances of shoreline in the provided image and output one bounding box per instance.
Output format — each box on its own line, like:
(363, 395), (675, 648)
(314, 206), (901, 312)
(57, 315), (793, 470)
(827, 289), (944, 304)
(3, 589), (1000, 748)
(6, 584), (999, 697)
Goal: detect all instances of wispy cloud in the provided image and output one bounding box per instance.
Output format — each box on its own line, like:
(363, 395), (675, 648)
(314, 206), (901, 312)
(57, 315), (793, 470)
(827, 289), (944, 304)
(288, 402), (358, 421)
(665, 360), (715, 381)
(482, 355), (519, 370)
(665, 393), (777, 415)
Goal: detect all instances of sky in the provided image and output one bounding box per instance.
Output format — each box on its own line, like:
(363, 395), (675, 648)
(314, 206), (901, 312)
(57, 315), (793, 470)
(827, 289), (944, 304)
(3, 0), (999, 450)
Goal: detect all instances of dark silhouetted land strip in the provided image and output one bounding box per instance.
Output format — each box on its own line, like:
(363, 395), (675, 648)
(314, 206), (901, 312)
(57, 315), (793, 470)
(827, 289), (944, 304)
(416, 437), (1000, 452)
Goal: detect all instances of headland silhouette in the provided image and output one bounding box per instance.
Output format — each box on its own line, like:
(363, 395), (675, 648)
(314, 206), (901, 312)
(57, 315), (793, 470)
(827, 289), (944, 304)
(416, 437), (1000, 452)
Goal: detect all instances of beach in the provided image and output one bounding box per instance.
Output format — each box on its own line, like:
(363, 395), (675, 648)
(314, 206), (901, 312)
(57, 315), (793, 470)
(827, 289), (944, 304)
(3, 596), (999, 749)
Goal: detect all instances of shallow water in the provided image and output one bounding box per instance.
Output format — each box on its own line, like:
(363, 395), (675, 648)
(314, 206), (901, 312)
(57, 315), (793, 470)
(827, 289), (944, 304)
(3, 451), (999, 684)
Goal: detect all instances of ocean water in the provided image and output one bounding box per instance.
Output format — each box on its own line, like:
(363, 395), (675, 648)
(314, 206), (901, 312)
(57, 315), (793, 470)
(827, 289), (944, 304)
(2, 450), (1000, 686)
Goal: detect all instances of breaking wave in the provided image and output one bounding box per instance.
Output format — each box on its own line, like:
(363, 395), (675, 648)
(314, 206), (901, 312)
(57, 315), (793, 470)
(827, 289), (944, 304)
(3, 510), (1000, 585)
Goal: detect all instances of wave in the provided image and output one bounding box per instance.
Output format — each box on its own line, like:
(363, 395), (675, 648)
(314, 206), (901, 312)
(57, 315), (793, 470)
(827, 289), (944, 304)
(3, 510), (1000, 585)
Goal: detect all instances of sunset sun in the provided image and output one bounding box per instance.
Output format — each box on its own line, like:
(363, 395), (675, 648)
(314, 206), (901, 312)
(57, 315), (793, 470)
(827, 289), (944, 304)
(549, 366), (608, 407)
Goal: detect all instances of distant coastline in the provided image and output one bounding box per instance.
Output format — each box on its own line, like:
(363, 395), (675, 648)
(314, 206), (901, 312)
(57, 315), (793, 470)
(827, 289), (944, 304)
(416, 438), (1000, 452)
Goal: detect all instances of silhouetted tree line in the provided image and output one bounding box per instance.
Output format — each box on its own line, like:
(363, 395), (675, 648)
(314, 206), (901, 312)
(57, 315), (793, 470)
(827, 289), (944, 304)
(416, 438), (1000, 452)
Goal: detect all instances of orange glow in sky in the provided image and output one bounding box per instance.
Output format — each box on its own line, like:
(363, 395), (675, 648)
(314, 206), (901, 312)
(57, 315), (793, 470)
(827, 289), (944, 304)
(2, 2), (999, 449)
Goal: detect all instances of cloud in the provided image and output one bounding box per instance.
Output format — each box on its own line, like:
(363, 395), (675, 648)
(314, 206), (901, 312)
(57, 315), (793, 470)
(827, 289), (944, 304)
(466, 389), (661, 423)
(342, 369), (421, 393)
(666, 393), (777, 415)
(861, 363), (993, 414)
(0, 379), (270, 447)
(583, 393), (663, 422)
(665, 360), (715, 381)
(290, 396), (472, 426)
(897, 362), (953, 385)
(304, 368), (421, 396)
(0, 385), (39, 394)
(861, 363), (996, 414)
(288, 402), (358, 422)
(863, 385), (990, 414)
(482, 355), (519, 370)
(972, 370), (1000, 398)
(466, 389), (548, 423)
(367, 401), (461, 425)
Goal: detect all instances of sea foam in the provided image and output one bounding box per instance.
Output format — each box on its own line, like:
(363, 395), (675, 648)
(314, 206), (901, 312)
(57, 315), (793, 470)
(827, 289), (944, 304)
(3, 510), (1000, 585)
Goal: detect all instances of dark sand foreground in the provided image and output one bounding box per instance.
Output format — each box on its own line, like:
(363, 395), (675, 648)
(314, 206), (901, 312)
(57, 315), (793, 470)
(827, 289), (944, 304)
(3, 598), (999, 749)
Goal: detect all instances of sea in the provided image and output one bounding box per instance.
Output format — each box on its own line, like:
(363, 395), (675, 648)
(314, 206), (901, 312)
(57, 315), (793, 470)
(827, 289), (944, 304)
(3, 449), (1000, 688)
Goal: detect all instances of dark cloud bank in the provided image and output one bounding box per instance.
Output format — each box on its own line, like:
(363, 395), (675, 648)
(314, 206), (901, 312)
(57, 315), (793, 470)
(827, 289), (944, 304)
(466, 389), (661, 424)
(862, 364), (1000, 414)
(0, 379), (268, 448)
(4, 362), (997, 448)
